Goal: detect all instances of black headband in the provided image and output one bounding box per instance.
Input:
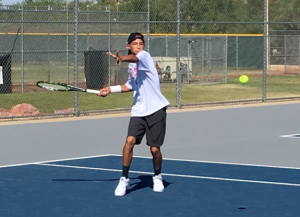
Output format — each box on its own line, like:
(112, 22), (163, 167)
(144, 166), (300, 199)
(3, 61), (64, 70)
(127, 32), (145, 44)
(127, 32), (145, 54)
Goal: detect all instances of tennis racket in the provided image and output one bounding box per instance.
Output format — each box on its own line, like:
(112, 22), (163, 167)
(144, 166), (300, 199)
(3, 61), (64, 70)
(36, 81), (100, 94)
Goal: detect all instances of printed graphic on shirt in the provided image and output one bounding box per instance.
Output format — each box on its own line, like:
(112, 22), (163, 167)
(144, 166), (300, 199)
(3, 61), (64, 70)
(130, 64), (137, 79)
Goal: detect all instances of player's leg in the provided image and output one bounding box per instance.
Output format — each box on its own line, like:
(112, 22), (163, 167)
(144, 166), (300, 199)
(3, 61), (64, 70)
(122, 136), (136, 178)
(114, 117), (146, 196)
(145, 107), (167, 192)
(150, 146), (162, 176)
(150, 147), (164, 192)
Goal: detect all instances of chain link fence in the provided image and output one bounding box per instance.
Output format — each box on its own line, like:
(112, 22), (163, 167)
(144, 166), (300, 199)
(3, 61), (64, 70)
(269, 32), (300, 74)
(0, 0), (300, 120)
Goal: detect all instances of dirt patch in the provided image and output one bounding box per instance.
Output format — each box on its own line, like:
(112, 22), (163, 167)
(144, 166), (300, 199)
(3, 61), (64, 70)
(267, 64), (299, 75)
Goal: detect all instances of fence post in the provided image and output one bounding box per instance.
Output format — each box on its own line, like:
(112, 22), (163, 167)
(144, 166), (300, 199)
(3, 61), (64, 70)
(209, 38), (212, 80)
(236, 36), (238, 76)
(268, 35), (270, 70)
(166, 35), (168, 57)
(266, 0), (269, 71)
(147, 0), (150, 53)
(21, 3), (24, 92)
(263, 0), (267, 102)
(108, 5), (111, 86)
(206, 38), (209, 79)
(187, 37), (191, 83)
(66, 0), (69, 85)
(47, 5), (51, 82)
(201, 37), (204, 79)
(224, 36), (228, 83)
(284, 35), (287, 73)
(74, 0), (79, 116)
(176, 0), (181, 108)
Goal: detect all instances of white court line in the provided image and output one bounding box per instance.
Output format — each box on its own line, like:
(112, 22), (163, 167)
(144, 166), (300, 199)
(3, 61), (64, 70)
(38, 163), (300, 187)
(280, 134), (300, 138)
(110, 154), (300, 170)
(0, 154), (112, 169)
(2, 153), (300, 171)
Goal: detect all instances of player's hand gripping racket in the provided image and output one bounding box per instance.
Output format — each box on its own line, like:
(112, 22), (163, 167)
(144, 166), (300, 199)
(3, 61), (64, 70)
(36, 81), (100, 94)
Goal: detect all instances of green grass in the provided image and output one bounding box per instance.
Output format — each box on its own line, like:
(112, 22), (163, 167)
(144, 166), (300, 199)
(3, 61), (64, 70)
(1, 75), (299, 113)
(11, 64), (86, 83)
(173, 75), (300, 104)
(0, 91), (134, 113)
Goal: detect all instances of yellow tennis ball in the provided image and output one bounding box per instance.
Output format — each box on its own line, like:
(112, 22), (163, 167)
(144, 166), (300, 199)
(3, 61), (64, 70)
(239, 75), (249, 84)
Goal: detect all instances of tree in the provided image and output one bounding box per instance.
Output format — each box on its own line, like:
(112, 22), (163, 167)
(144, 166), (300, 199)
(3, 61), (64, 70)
(269, 0), (300, 34)
(180, 0), (264, 34)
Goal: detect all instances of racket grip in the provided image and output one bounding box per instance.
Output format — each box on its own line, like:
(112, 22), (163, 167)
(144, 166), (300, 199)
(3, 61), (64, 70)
(86, 89), (101, 94)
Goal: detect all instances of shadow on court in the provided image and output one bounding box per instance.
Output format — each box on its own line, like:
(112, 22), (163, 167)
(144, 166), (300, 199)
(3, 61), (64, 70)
(127, 175), (172, 194)
(52, 175), (173, 194)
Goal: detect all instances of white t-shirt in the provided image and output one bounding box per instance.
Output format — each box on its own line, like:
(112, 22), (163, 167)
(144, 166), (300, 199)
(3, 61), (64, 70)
(125, 50), (170, 117)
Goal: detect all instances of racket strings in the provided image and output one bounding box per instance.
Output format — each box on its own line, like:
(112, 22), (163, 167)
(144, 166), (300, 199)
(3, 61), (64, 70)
(37, 81), (70, 91)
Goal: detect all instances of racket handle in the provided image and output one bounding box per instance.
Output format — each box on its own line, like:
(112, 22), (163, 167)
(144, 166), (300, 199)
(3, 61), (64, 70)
(86, 89), (100, 94)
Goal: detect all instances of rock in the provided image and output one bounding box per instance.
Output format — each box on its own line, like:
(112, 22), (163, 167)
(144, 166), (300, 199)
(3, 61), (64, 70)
(0, 108), (13, 117)
(10, 103), (40, 116)
(0, 108), (11, 112)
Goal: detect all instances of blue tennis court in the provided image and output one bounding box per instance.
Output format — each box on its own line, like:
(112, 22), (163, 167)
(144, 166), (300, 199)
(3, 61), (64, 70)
(1, 102), (300, 216)
(1, 154), (300, 217)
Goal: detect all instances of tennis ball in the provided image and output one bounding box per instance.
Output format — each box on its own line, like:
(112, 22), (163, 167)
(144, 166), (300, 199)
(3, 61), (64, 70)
(239, 75), (249, 84)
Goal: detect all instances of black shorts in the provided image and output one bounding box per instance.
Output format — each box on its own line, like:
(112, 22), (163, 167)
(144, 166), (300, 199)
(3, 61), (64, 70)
(127, 107), (167, 147)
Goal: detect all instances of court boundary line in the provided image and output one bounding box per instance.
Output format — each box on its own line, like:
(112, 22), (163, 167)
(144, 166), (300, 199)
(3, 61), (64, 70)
(110, 154), (300, 170)
(38, 163), (300, 187)
(2, 153), (300, 170)
(280, 134), (300, 138)
(0, 154), (112, 169)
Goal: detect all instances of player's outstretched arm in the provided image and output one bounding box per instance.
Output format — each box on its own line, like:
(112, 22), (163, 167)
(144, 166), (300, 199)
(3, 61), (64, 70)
(119, 54), (139, 63)
(109, 51), (139, 65)
(98, 84), (131, 97)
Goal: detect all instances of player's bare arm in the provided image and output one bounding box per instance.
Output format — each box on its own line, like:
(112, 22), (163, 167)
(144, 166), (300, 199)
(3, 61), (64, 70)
(98, 84), (131, 97)
(109, 51), (139, 65)
(119, 54), (139, 63)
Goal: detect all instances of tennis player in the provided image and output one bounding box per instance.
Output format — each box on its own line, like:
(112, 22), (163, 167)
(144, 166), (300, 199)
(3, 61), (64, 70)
(98, 32), (170, 196)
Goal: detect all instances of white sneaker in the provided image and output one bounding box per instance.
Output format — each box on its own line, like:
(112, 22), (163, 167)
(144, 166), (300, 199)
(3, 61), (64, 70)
(153, 174), (164, 192)
(114, 177), (129, 196)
